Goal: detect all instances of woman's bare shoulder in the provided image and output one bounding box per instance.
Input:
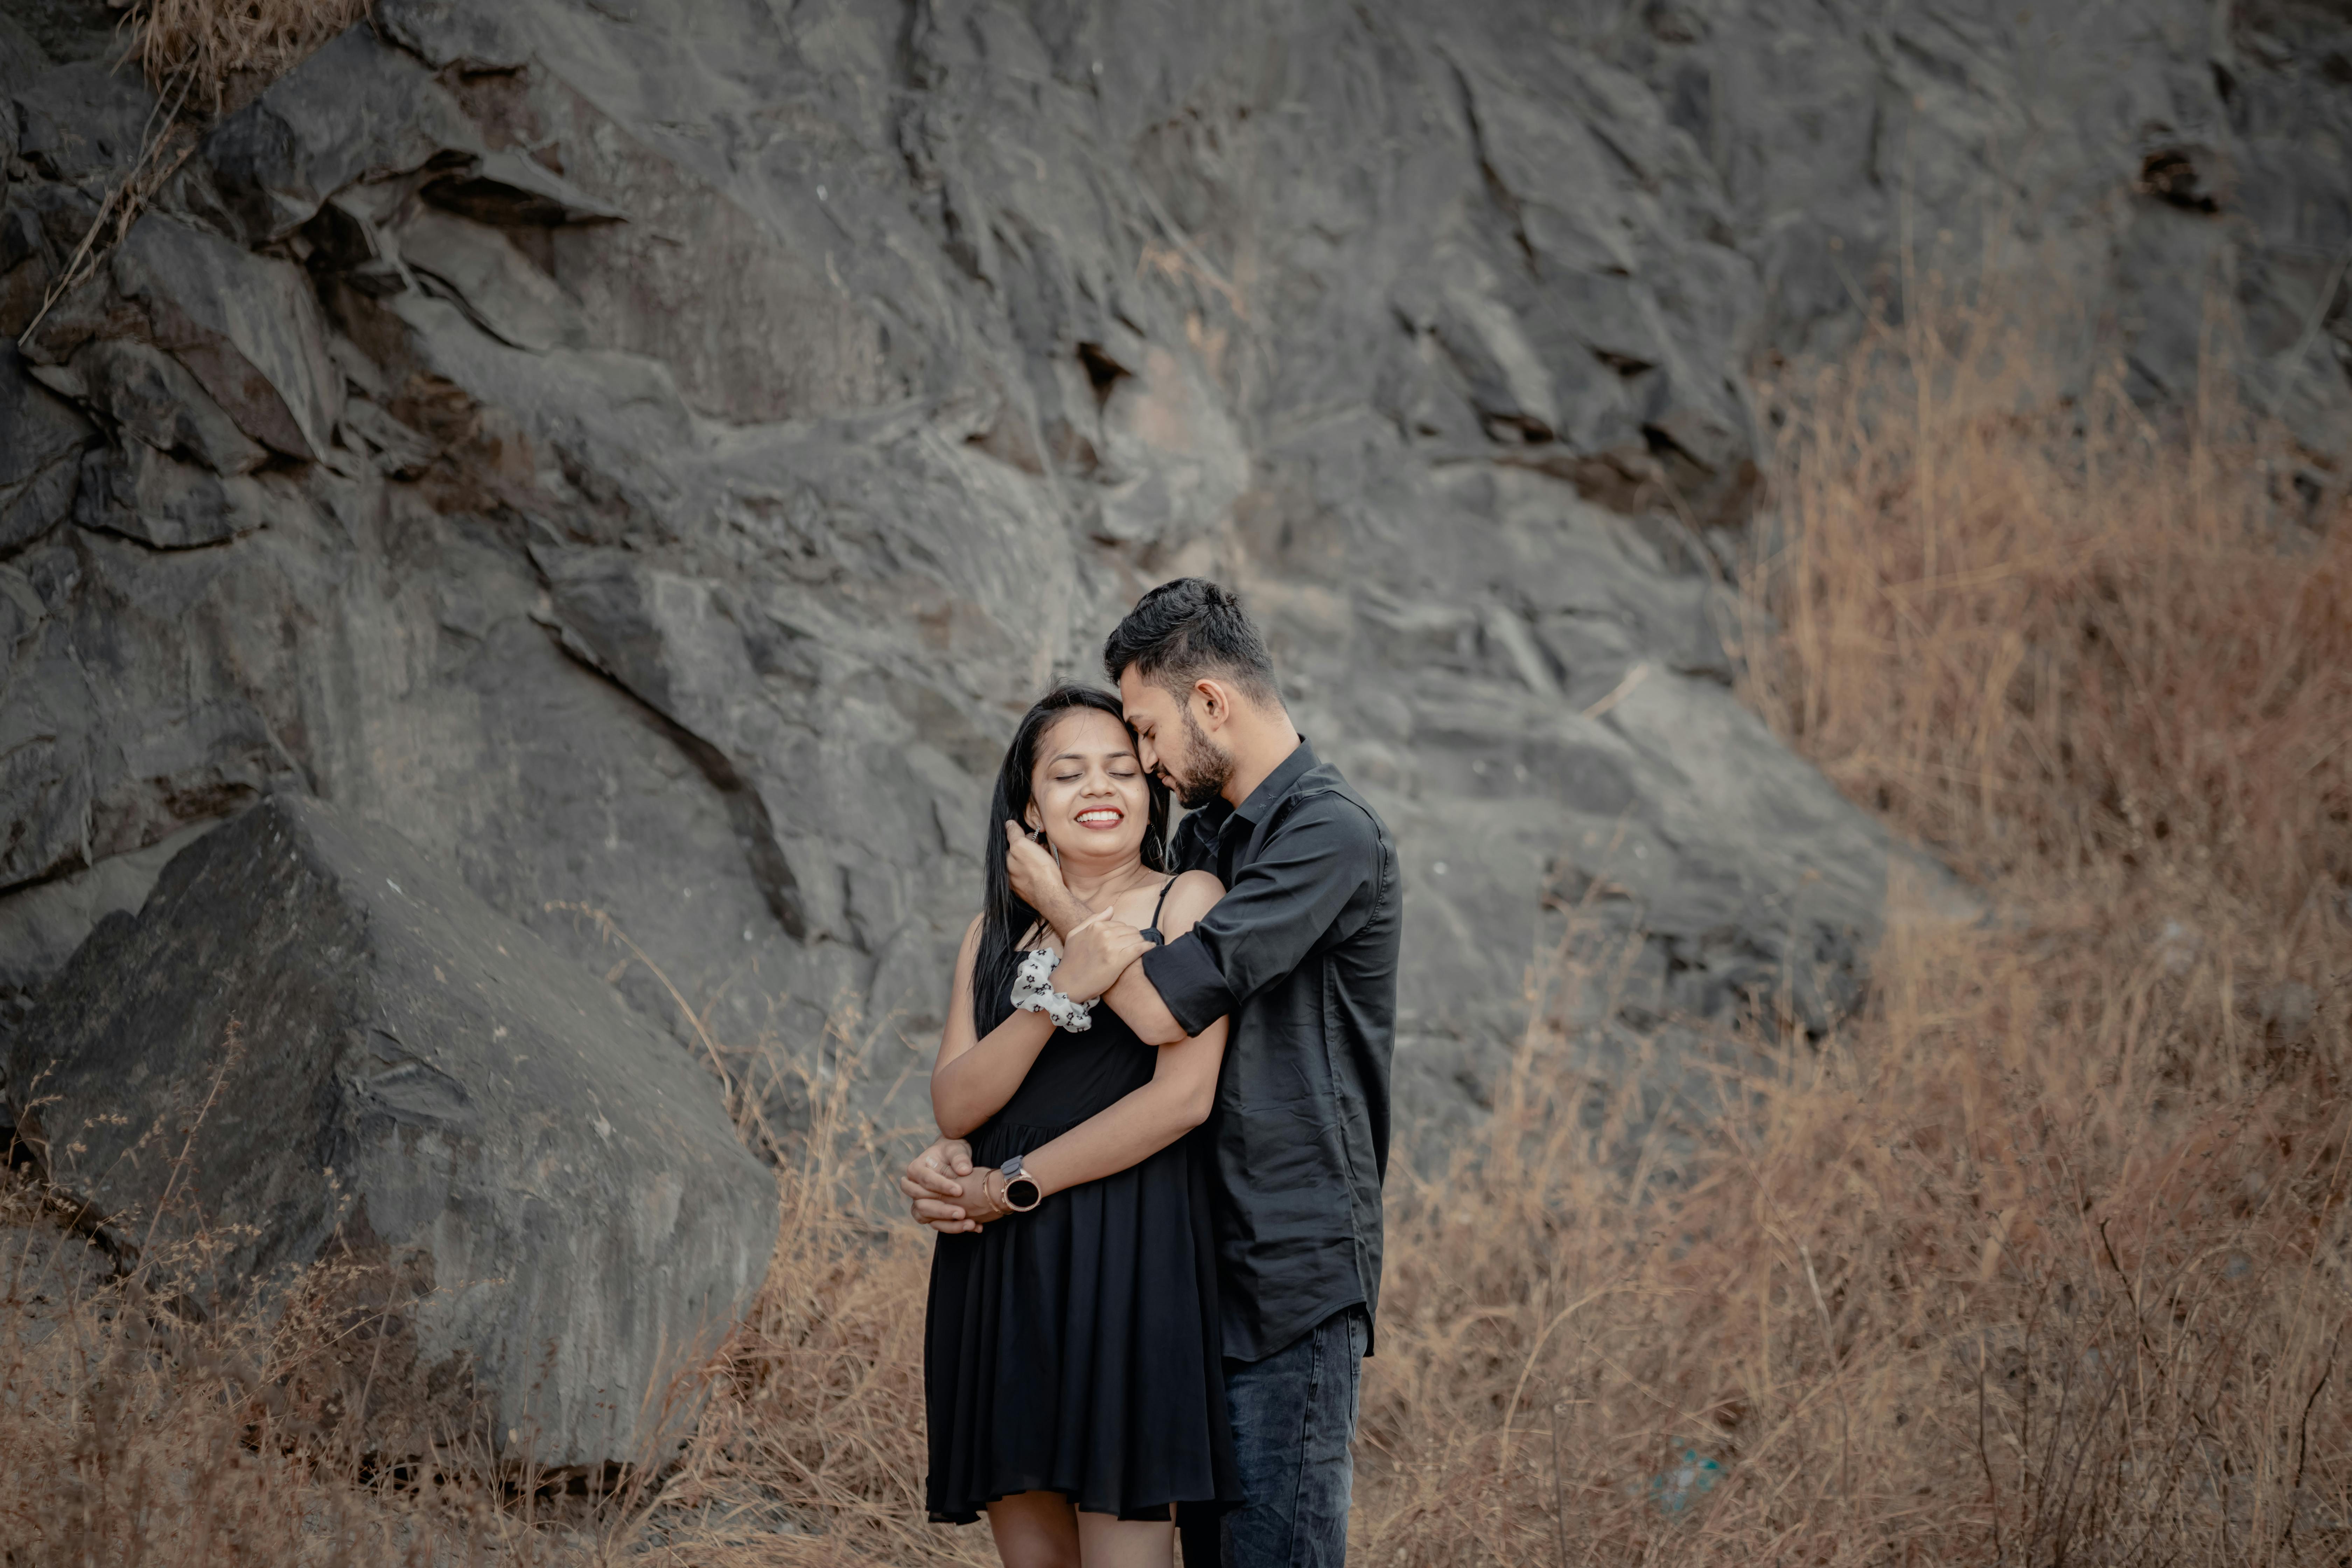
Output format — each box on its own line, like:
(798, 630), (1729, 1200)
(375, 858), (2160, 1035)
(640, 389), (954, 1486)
(1160, 869), (1225, 925)
(1170, 867), (1224, 898)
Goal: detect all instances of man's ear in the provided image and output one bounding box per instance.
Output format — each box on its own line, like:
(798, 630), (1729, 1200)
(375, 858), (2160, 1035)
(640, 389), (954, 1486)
(1191, 677), (1232, 730)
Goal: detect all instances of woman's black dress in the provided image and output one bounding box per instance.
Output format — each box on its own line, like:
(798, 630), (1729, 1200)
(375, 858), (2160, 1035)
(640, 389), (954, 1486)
(925, 891), (1241, 1525)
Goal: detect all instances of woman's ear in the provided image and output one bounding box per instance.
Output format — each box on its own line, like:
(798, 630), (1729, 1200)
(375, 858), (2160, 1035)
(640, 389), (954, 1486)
(1023, 804), (1045, 837)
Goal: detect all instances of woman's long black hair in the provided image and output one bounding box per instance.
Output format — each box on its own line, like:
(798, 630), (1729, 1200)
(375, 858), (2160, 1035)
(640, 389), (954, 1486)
(973, 685), (1170, 1034)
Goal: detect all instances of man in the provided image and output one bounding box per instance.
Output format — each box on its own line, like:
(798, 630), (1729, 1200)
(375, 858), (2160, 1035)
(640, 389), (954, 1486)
(902, 578), (1401, 1567)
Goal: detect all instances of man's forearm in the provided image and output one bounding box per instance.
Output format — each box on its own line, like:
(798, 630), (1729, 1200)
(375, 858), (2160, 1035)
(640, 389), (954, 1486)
(1099, 960), (1186, 1045)
(1032, 882), (1094, 939)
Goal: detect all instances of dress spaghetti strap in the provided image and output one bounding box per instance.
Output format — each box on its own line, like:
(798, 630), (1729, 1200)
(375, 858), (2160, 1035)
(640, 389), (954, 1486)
(1139, 874), (1180, 945)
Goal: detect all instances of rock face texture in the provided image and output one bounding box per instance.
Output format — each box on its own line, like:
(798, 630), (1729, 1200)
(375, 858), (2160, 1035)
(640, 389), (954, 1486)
(2, 0), (2348, 1142)
(8, 793), (777, 1468)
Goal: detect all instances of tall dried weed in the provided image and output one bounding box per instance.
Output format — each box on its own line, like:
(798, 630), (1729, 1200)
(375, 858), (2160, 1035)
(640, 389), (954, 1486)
(120, 0), (369, 110)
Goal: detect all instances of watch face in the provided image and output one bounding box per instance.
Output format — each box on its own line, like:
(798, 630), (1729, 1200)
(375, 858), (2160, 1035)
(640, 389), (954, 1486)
(1006, 1177), (1042, 1210)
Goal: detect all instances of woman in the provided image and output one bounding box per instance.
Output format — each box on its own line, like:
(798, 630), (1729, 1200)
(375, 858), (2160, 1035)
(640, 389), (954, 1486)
(924, 685), (1239, 1568)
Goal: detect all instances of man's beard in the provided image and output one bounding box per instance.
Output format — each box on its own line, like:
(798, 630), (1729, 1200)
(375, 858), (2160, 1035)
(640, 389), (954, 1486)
(1163, 707), (1234, 811)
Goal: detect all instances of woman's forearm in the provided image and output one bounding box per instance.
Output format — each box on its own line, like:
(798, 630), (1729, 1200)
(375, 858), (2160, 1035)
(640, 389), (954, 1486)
(931, 1008), (1056, 1138)
(1017, 1076), (1212, 1197)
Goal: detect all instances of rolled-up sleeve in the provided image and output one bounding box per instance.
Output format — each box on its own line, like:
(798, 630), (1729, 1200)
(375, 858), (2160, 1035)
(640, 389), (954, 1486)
(1140, 929), (1237, 1038)
(1140, 794), (1376, 1038)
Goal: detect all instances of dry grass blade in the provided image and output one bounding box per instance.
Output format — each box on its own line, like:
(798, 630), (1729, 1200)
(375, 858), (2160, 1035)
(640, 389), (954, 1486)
(119, 0), (372, 111)
(14, 70), (197, 350)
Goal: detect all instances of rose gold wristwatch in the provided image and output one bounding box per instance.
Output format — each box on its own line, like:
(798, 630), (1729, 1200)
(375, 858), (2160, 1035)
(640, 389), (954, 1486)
(995, 1154), (1042, 1213)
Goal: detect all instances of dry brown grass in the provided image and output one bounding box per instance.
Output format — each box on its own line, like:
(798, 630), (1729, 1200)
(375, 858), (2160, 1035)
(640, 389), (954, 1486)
(5, 285), (2347, 1565)
(0, 1170), (618, 1566)
(121, 0), (369, 110)
(1332, 295), (2352, 1563)
(638, 1019), (997, 1568)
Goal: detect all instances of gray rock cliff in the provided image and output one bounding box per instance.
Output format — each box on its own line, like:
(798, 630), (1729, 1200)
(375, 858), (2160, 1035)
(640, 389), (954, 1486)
(2, 0), (2347, 1146)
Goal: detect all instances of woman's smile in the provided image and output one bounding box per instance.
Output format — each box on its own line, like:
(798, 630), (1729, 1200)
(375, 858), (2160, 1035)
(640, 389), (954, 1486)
(1026, 708), (1154, 863)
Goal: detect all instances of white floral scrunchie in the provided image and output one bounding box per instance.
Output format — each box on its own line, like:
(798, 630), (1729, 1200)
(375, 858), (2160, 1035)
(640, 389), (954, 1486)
(1010, 947), (1096, 1032)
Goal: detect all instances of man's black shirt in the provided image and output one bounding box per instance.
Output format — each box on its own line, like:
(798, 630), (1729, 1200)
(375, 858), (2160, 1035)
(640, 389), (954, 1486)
(1140, 740), (1400, 1363)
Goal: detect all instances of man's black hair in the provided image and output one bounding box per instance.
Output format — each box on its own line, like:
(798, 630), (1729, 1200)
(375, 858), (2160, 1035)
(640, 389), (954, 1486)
(1101, 578), (1281, 704)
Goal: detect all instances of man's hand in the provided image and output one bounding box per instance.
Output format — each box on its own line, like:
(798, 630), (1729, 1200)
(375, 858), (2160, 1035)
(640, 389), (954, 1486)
(901, 1136), (978, 1233)
(956, 1168), (1012, 1226)
(1057, 907), (1150, 1002)
(1003, 820), (1066, 910)
(904, 1153), (1012, 1232)
(1004, 822), (1089, 936)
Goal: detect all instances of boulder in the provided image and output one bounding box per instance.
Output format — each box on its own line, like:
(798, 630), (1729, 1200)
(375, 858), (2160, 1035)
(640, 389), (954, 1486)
(7, 793), (777, 1469)
(23, 213), (344, 463)
(394, 206), (590, 352)
(72, 441), (305, 549)
(200, 24), (483, 244)
(0, 818), (217, 1134)
(0, 523), (323, 895)
(66, 337), (271, 475)
(9, 56), (154, 186)
(111, 214), (345, 463)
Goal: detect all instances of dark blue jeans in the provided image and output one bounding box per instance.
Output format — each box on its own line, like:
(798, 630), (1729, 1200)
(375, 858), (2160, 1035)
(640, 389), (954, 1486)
(1181, 1306), (1368, 1567)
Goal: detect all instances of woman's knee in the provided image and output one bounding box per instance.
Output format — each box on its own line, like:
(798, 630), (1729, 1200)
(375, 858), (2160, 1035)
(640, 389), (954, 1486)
(998, 1540), (1084, 1568)
(1074, 1511), (1176, 1568)
(988, 1492), (1084, 1568)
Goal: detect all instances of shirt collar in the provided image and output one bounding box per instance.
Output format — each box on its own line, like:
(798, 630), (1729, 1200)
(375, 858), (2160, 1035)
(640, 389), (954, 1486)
(1229, 737), (1317, 826)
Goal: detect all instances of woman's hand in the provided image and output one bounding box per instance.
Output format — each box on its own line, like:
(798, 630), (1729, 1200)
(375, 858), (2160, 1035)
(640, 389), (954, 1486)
(1054, 905), (1150, 1002)
(957, 1168), (1013, 1226)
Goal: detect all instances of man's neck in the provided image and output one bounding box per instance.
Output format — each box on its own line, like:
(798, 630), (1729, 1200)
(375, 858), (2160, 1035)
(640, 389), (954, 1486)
(1221, 712), (1304, 811)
